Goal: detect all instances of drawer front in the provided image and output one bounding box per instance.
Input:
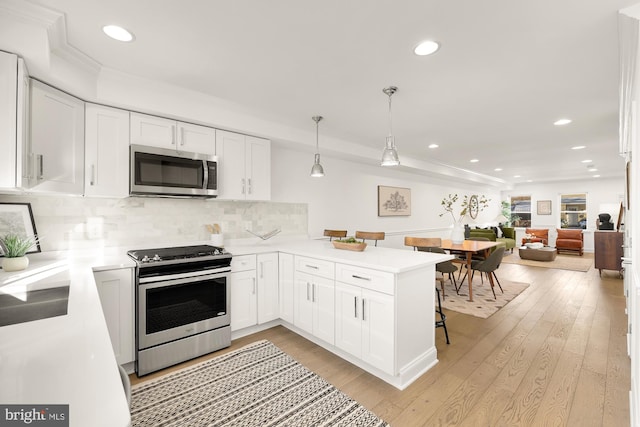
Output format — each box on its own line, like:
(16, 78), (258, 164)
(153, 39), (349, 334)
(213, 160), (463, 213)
(335, 264), (394, 295)
(231, 254), (257, 272)
(295, 256), (334, 280)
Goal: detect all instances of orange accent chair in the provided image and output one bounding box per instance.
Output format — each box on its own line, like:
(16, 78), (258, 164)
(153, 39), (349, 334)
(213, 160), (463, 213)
(555, 229), (584, 256)
(522, 228), (548, 245)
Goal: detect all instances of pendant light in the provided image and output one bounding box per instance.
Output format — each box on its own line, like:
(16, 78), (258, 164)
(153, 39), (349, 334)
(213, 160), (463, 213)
(381, 86), (400, 166)
(310, 115), (325, 177)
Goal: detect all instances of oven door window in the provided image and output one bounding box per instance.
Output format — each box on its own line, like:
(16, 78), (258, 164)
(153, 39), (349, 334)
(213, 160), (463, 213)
(145, 277), (226, 334)
(134, 152), (204, 189)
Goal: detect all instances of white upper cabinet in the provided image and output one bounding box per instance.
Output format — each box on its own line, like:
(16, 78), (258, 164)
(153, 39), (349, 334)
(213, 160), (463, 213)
(29, 79), (85, 194)
(0, 51), (28, 189)
(130, 112), (215, 155)
(215, 130), (271, 200)
(85, 104), (130, 198)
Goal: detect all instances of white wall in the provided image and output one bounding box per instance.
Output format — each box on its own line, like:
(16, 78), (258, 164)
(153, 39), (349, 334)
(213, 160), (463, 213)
(271, 145), (503, 248)
(502, 177), (624, 251)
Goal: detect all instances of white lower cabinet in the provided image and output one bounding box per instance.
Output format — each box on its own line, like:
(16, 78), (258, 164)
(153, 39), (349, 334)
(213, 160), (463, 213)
(94, 268), (135, 366)
(294, 271), (335, 344)
(230, 253), (279, 331)
(278, 253), (295, 324)
(335, 282), (394, 374)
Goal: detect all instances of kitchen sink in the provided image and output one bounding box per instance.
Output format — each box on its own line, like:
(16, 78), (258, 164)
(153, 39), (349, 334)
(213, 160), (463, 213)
(0, 282), (70, 327)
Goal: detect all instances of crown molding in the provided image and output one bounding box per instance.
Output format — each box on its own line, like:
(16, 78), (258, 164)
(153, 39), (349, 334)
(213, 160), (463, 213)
(0, 0), (101, 76)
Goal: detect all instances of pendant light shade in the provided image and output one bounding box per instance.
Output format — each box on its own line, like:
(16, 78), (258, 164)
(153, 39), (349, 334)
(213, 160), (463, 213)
(381, 86), (400, 166)
(310, 116), (325, 177)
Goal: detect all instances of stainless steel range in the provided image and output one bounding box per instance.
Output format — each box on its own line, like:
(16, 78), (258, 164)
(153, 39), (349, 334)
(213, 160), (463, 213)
(127, 244), (232, 376)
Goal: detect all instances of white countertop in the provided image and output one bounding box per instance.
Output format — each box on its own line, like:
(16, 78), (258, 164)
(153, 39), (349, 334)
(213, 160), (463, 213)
(0, 237), (449, 427)
(0, 256), (131, 427)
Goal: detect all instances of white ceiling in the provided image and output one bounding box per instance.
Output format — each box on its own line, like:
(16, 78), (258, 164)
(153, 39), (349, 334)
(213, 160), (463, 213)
(20, 0), (640, 184)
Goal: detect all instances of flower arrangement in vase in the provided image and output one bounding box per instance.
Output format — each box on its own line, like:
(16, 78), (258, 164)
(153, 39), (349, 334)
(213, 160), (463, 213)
(0, 234), (39, 272)
(440, 194), (490, 243)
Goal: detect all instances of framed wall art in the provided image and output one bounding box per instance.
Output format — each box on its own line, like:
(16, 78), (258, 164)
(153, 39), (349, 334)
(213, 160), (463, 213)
(537, 200), (552, 215)
(0, 202), (41, 255)
(378, 186), (411, 217)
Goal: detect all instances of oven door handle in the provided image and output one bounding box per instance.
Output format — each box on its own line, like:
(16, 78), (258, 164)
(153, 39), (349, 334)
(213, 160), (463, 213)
(139, 268), (231, 284)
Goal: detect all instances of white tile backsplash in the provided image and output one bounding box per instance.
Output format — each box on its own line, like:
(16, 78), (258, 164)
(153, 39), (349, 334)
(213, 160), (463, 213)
(0, 195), (307, 251)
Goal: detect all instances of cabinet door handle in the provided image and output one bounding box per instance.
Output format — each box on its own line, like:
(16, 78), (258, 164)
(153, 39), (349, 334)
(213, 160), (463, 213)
(354, 296), (358, 318)
(306, 282), (310, 301)
(362, 299), (366, 321)
(36, 154), (44, 180)
(90, 164), (95, 186)
(352, 274), (371, 281)
(241, 178), (245, 194)
(260, 262), (264, 278)
(180, 127), (185, 146)
(312, 283), (316, 303)
(247, 178), (252, 194)
(171, 124), (176, 145)
(305, 264), (319, 270)
(252, 277), (256, 295)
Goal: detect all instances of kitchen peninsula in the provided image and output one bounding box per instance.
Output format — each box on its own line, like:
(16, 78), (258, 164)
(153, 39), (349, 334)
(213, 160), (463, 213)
(0, 239), (450, 426)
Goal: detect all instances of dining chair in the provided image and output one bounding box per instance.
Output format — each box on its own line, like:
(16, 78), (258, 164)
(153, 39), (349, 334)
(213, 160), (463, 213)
(323, 229), (347, 241)
(355, 231), (385, 246)
(435, 288), (450, 344)
(404, 237), (458, 298)
(466, 246), (505, 299)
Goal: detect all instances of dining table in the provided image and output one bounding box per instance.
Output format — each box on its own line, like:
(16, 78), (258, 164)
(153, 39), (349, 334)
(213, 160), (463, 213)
(439, 239), (501, 302)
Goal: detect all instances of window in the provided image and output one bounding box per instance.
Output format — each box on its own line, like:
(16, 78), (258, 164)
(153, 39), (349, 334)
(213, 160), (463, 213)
(510, 196), (531, 227)
(560, 193), (587, 229)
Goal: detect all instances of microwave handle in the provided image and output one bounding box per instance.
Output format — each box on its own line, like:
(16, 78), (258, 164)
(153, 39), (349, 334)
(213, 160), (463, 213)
(203, 160), (209, 189)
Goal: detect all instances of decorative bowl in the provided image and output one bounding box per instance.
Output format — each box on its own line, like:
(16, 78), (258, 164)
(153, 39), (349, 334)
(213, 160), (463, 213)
(332, 241), (367, 252)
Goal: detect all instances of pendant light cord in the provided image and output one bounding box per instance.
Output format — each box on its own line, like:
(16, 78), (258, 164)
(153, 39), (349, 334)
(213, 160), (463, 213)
(388, 93), (393, 137)
(316, 120), (320, 154)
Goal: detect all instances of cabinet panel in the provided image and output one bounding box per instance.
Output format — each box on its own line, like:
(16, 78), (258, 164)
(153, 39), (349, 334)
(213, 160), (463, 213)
(245, 136), (270, 200)
(295, 255), (335, 280)
(94, 268), (135, 365)
(230, 269), (257, 331)
(361, 288), (394, 373)
(178, 122), (215, 155)
(85, 104), (130, 197)
(336, 263), (394, 295)
(257, 253), (279, 324)
(0, 51), (18, 188)
(294, 271), (314, 334)
(279, 253), (295, 324)
(231, 254), (257, 272)
(335, 282), (362, 357)
(313, 276), (335, 344)
(594, 231), (623, 275)
(29, 79), (84, 194)
(130, 112), (175, 148)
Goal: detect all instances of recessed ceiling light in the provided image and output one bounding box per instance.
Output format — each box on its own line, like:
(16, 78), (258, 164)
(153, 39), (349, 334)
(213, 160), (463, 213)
(588, 168), (598, 172)
(470, 159), (479, 163)
(554, 118), (572, 126)
(593, 175), (601, 178)
(527, 180), (533, 183)
(571, 145), (586, 150)
(581, 159), (592, 163)
(103, 25), (134, 42)
(428, 143), (439, 149)
(414, 40), (440, 56)
(494, 168), (503, 172)
(514, 175), (521, 178)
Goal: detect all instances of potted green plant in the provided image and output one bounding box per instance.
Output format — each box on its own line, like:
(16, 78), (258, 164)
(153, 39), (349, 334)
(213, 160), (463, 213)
(0, 233), (38, 272)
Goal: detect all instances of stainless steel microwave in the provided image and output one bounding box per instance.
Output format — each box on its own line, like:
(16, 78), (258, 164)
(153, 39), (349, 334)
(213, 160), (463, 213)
(130, 144), (218, 198)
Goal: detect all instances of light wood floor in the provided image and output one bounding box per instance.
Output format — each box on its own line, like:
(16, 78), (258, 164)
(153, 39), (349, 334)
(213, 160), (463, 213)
(131, 256), (630, 426)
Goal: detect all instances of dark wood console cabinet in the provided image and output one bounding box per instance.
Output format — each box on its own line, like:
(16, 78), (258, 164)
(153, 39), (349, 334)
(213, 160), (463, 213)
(594, 231), (623, 276)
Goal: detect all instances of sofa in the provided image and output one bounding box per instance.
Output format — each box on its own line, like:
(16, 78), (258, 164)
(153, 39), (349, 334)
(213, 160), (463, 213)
(555, 228), (584, 256)
(469, 227), (517, 252)
(522, 228), (548, 245)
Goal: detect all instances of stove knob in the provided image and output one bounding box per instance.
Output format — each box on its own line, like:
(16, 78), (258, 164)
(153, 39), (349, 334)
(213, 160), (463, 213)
(152, 254), (162, 262)
(141, 255), (150, 263)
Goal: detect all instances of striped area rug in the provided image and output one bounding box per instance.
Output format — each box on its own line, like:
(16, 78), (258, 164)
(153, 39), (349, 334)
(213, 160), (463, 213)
(131, 340), (389, 426)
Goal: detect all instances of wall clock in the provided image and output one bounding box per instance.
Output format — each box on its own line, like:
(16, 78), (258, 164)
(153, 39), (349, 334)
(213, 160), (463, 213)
(468, 195), (479, 219)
